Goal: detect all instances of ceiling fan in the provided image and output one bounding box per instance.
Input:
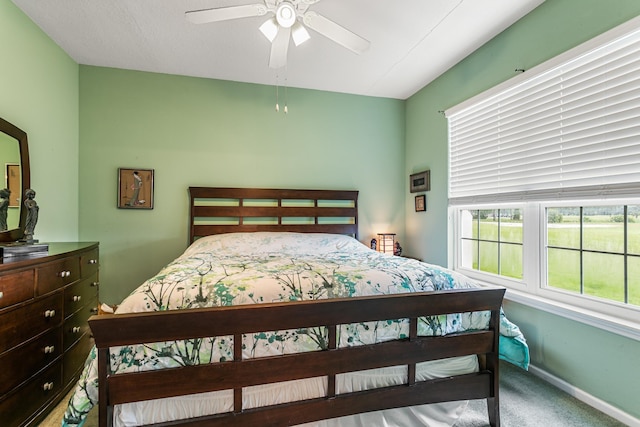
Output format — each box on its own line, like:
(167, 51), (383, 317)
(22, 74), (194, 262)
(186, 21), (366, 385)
(185, 0), (370, 69)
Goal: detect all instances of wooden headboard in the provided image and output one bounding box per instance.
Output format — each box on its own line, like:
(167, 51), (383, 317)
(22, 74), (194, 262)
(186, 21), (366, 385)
(188, 187), (358, 244)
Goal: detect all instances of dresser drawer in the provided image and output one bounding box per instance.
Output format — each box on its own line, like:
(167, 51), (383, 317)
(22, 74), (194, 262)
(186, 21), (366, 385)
(0, 359), (63, 427)
(35, 257), (80, 296)
(64, 332), (93, 386)
(0, 328), (62, 396)
(63, 297), (98, 350)
(81, 248), (99, 278)
(64, 273), (99, 318)
(0, 292), (63, 353)
(0, 269), (34, 310)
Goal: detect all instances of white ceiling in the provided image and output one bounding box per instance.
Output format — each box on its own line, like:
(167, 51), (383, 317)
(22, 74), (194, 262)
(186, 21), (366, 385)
(13, 0), (544, 100)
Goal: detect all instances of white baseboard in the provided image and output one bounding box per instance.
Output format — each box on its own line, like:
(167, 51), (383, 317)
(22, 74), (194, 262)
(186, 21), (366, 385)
(528, 364), (639, 427)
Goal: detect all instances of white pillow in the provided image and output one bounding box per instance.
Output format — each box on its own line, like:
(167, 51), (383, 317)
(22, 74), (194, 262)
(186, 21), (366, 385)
(181, 232), (368, 258)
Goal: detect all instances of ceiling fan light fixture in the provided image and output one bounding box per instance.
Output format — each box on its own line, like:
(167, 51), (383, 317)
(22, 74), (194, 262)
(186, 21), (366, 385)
(275, 2), (296, 28)
(186, 0), (370, 70)
(259, 17), (279, 42)
(291, 21), (310, 46)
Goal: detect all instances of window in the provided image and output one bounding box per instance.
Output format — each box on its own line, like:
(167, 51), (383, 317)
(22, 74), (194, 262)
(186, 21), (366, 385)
(453, 202), (640, 330)
(446, 16), (640, 334)
(459, 208), (523, 279)
(546, 205), (640, 306)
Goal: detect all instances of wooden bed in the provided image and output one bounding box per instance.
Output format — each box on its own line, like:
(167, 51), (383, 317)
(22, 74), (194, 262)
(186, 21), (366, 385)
(88, 187), (503, 427)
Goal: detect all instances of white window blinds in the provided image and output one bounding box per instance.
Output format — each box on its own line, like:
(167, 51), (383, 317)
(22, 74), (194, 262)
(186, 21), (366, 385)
(446, 16), (640, 204)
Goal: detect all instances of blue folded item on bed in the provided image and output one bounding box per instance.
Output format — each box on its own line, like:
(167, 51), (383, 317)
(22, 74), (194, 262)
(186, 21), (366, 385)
(500, 334), (530, 370)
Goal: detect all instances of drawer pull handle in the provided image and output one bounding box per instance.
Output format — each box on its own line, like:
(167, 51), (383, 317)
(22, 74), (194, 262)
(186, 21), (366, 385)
(58, 270), (71, 278)
(72, 326), (81, 333)
(89, 259), (98, 264)
(44, 309), (56, 318)
(73, 295), (82, 302)
(90, 281), (99, 287)
(0, 291), (3, 299)
(42, 382), (54, 391)
(44, 345), (55, 354)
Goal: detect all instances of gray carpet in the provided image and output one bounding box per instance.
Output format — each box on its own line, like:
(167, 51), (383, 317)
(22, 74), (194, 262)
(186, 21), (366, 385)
(41, 361), (627, 426)
(454, 361), (627, 427)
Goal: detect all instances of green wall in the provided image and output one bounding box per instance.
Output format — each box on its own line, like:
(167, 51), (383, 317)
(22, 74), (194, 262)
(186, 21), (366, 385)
(405, 0), (640, 419)
(0, 1), (79, 242)
(78, 66), (405, 304)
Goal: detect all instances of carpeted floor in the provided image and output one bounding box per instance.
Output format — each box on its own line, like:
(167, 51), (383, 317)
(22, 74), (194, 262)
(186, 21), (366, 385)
(453, 362), (626, 427)
(40, 361), (627, 426)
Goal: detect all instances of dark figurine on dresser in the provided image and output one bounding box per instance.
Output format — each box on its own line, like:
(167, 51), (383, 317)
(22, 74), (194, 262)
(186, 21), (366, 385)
(23, 188), (39, 243)
(0, 188), (48, 258)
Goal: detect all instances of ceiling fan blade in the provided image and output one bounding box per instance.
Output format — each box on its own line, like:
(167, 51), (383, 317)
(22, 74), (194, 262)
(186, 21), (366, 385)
(269, 27), (291, 69)
(303, 11), (370, 54)
(186, 4), (267, 24)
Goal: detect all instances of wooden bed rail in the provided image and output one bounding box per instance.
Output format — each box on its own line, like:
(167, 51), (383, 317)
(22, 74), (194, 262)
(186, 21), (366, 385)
(89, 287), (505, 427)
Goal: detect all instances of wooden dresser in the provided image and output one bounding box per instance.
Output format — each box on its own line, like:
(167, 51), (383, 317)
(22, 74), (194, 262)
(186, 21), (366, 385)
(0, 242), (99, 427)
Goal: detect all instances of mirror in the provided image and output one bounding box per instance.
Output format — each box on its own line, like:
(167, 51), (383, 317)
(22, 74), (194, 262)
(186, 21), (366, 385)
(0, 117), (30, 242)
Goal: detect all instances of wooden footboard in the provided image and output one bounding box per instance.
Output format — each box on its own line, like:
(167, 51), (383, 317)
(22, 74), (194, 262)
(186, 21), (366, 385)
(89, 287), (504, 427)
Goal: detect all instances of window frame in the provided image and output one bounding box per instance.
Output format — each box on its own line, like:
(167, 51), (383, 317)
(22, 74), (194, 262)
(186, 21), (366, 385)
(450, 200), (640, 340)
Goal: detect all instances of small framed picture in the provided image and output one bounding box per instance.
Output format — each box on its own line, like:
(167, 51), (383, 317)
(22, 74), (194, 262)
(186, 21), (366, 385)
(415, 194), (426, 212)
(410, 170), (430, 193)
(118, 168), (154, 209)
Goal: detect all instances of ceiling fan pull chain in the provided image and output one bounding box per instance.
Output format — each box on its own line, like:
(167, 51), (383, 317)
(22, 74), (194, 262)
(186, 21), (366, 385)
(284, 75), (288, 114)
(275, 74), (280, 112)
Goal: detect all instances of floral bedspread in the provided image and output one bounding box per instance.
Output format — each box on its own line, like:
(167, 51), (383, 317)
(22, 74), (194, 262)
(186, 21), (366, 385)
(62, 232), (529, 426)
